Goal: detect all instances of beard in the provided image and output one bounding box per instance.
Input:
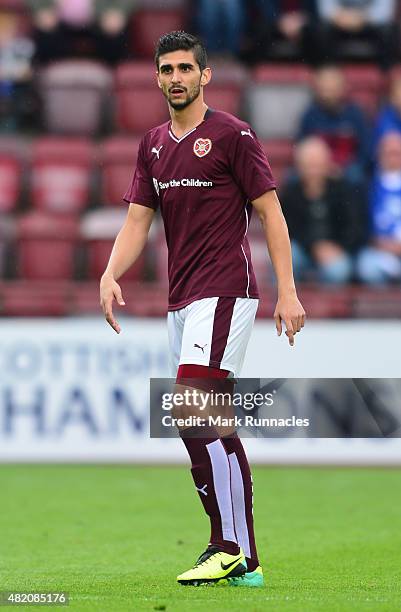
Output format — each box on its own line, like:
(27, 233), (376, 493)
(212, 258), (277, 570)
(165, 80), (202, 110)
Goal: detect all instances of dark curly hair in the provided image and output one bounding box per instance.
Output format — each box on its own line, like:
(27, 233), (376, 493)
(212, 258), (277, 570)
(155, 31), (207, 72)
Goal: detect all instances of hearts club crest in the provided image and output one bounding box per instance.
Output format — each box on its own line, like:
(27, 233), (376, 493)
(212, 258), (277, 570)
(193, 138), (212, 158)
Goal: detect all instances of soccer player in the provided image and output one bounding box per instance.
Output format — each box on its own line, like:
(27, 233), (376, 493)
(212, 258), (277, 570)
(100, 31), (306, 587)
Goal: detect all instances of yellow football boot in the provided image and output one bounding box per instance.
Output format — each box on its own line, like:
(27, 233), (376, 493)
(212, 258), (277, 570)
(177, 546), (246, 586)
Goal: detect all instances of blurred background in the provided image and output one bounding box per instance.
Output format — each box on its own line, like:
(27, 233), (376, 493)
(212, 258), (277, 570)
(0, 0), (401, 464)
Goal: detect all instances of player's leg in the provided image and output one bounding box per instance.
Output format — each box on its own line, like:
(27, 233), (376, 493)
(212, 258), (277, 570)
(210, 297), (263, 585)
(220, 433), (263, 586)
(175, 365), (246, 585)
(170, 309), (237, 556)
(177, 368), (263, 585)
(175, 297), (263, 586)
(169, 309), (238, 556)
(176, 365), (238, 554)
(170, 298), (246, 584)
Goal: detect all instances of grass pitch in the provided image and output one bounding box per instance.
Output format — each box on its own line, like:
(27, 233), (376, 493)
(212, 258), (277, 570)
(0, 465), (400, 611)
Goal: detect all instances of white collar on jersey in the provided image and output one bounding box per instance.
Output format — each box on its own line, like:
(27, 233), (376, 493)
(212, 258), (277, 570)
(168, 108), (213, 143)
(168, 125), (197, 143)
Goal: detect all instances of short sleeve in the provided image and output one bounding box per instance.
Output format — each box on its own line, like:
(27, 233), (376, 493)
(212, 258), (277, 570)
(123, 137), (158, 209)
(228, 126), (276, 201)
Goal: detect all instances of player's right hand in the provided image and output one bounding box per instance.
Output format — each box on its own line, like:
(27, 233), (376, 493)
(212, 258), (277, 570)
(100, 273), (125, 334)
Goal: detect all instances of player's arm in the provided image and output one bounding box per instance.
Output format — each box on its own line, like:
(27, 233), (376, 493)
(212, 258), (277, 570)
(252, 189), (306, 346)
(100, 203), (155, 334)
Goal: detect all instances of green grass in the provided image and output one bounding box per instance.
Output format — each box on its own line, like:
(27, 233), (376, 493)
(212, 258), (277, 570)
(0, 466), (400, 611)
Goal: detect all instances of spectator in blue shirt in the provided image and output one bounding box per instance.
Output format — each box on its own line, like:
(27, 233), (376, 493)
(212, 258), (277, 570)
(357, 132), (401, 284)
(372, 75), (401, 155)
(298, 65), (370, 184)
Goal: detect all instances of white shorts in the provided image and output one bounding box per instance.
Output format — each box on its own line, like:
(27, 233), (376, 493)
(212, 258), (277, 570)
(167, 297), (259, 378)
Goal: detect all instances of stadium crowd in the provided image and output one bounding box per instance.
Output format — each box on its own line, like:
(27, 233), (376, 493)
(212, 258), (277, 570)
(1, 0), (401, 300)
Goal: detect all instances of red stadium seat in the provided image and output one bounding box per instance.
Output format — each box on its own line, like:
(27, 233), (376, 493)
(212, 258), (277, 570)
(80, 208), (146, 280)
(248, 235), (272, 287)
(17, 212), (79, 280)
(247, 64), (312, 139)
(0, 0), (26, 9)
(115, 62), (169, 133)
(205, 85), (243, 116)
(99, 136), (141, 206)
(253, 64), (311, 84)
(205, 62), (248, 117)
(31, 138), (94, 213)
(0, 281), (70, 316)
(0, 154), (21, 212)
(130, 9), (186, 58)
(86, 240), (146, 280)
(261, 139), (294, 187)
(342, 65), (385, 118)
(211, 60), (249, 85)
(39, 61), (113, 135)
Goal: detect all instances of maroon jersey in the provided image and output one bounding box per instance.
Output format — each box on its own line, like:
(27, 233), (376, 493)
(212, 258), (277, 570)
(123, 109), (276, 310)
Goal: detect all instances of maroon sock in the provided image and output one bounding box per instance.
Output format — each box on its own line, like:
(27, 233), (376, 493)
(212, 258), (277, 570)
(221, 433), (260, 571)
(180, 425), (239, 555)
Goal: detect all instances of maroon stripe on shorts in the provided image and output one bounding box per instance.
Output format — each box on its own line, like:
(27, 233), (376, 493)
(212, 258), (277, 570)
(209, 297), (236, 368)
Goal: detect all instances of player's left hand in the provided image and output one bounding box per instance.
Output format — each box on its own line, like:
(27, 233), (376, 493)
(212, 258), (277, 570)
(100, 273), (125, 334)
(274, 293), (306, 347)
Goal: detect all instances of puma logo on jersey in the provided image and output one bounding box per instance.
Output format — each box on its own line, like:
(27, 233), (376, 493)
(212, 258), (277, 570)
(196, 484), (208, 496)
(241, 129), (253, 138)
(151, 145), (163, 159)
(194, 343), (207, 353)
